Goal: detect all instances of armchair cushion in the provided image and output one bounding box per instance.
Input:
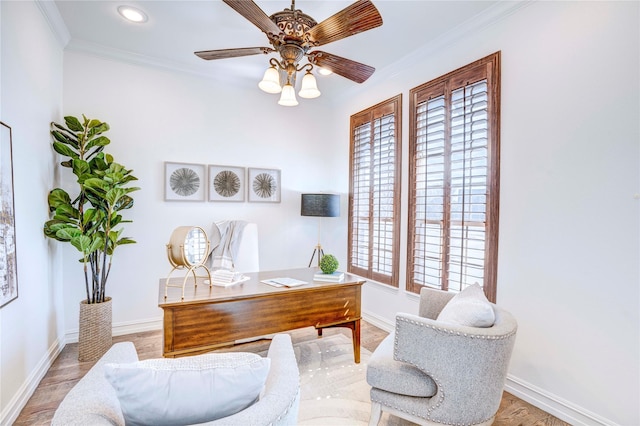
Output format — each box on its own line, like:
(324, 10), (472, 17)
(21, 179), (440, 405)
(104, 352), (270, 426)
(366, 334), (437, 398)
(436, 283), (495, 327)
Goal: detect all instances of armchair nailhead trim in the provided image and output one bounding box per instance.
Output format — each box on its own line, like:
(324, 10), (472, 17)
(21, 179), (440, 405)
(396, 316), (517, 340)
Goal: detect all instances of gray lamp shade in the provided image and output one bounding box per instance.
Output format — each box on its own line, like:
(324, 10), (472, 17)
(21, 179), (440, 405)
(301, 193), (340, 217)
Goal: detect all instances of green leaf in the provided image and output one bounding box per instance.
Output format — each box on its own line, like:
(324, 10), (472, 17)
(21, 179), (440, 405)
(116, 237), (136, 245)
(44, 220), (70, 239)
(64, 116), (83, 132)
(55, 203), (79, 219)
(109, 213), (122, 227)
(70, 235), (92, 253)
(56, 227), (82, 241)
(88, 235), (104, 254)
(105, 188), (127, 206)
(53, 141), (79, 159)
(87, 119), (102, 129)
(85, 136), (110, 150)
(72, 159), (90, 177)
(114, 194), (134, 211)
(48, 189), (71, 210)
(51, 130), (79, 149)
(82, 208), (98, 224)
(84, 178), (109, 193)
(89, 154), (108, 171)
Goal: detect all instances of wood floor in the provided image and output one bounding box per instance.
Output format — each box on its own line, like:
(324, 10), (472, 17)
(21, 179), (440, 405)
(15, 322), (569, 426)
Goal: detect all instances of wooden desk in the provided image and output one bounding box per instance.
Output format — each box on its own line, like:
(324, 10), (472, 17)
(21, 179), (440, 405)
(158, 267), (365, 362)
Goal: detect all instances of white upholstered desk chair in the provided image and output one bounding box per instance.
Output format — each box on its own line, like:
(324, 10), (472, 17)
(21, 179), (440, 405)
(233, 222), (259, 272)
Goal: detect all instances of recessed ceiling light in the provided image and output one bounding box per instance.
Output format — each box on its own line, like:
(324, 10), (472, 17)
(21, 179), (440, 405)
(117, 5), (148, 23)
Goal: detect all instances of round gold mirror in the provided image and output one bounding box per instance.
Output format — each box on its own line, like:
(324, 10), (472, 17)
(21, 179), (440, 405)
(165, 226), (212, 299)
(167, 226), (209, 267)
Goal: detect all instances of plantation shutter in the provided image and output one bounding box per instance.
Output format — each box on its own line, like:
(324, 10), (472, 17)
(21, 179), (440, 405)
(349, 95), (401, 287)
(408, 53), (500, 301)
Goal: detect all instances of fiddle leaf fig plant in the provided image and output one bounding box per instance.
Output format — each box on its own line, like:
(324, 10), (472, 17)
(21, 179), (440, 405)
(44, 115), (140, 304)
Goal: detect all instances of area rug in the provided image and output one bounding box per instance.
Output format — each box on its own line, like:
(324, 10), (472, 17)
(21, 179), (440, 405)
(293, 334), (413, 426)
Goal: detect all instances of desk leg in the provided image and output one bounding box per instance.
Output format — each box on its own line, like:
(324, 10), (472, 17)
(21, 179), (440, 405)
(316, 319), (361, 364)
(352, 319), (361, 364)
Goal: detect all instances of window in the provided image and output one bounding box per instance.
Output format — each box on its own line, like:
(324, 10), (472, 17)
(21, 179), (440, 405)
(408, 52), (500, 301)
(348, 95), (402, 287)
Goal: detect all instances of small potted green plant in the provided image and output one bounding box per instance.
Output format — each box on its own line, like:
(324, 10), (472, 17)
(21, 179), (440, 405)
(319, 254), (339, 274)
(43, 115), (139, 361)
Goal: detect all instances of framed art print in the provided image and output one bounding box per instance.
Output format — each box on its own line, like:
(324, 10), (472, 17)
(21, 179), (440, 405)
(0, 122), (18, 307)
(208, 165), (245, 202)
(164, 162), (206, 201)
(248, 168), (281, 203)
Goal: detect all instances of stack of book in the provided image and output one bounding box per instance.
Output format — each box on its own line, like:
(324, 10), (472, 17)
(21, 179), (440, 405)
(313, 271), (345, 282)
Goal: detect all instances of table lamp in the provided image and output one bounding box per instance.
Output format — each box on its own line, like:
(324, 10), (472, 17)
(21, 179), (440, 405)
(301, 193), (340, 267)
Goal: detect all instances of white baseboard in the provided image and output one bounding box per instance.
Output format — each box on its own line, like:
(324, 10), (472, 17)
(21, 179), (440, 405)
(0, 337), (65, 426)
(64, 317), (163, 343)
(362, 310), (394, 333)
(505, 376), (617, 426)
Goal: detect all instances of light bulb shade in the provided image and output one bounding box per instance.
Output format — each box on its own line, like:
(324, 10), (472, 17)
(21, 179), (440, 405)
(278, 84), (298, 106)
(299, 71), (321, 99)
(318, 67), (333, 76)
(258, 67), (282, 94)
(301, 194), (340, 217)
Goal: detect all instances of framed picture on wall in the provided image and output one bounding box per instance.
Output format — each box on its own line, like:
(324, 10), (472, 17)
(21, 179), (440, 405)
(208, 165), (245, 202)
(1, 121), (18, 308)
(164, 162), (206, 201)
(248, 167), (281, 203)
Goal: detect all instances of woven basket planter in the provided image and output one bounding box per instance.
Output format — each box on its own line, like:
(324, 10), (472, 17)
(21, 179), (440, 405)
(78, 297), (113, 361)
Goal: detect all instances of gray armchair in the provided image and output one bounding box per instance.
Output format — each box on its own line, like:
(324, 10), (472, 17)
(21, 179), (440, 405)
(366, 286), (517, 426)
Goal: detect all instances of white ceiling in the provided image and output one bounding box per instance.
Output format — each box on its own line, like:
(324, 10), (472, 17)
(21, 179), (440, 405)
(51, 0), (502, 96)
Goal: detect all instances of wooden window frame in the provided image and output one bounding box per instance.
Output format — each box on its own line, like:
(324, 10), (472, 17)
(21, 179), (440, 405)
(407, 52), (501, 301)
(348, 95), (402, 287)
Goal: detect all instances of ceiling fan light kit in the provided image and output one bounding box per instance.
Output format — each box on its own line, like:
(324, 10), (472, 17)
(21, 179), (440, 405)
(278, 84), (299, 106)
(195, 0), (383, 106)
(299, 70), (320, 99)
(258, 65), (282, 94)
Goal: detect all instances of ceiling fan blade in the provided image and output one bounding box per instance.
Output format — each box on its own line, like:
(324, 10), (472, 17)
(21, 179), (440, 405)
(195, 47), (274, 60)
(307, 51), (375, 83)
(306, 0), (382, 47)
(222, 0), (281, 37)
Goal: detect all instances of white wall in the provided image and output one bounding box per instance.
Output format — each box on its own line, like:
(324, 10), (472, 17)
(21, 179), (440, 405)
(333, 2), (639, 425)
(0, 1), (65, 423)
(61, 53), (348, 334)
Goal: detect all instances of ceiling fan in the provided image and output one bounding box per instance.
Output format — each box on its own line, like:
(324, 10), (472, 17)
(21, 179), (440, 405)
(194, 0), (383, 104)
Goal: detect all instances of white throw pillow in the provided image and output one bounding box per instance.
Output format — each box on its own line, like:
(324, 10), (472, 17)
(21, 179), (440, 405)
(104, 352), (270, 426)
(436, 283), (495, 327)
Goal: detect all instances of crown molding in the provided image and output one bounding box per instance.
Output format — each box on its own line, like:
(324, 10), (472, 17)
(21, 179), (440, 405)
(35, 0), (71, 48)
(64, 38), (221, 80)
(388, 0), (533, 73)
